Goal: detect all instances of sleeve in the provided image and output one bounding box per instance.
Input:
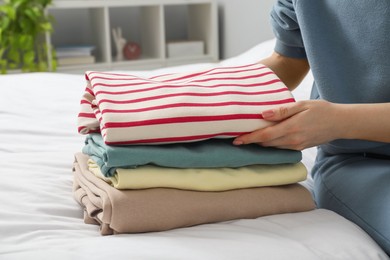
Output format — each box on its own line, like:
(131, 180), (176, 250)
(270, 0), (307, 58)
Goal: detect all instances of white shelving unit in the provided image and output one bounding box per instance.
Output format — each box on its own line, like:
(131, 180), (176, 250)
(47, 0), (219, 73)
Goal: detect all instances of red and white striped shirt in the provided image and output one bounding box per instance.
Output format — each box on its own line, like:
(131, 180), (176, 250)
(78, 63), (295, 145)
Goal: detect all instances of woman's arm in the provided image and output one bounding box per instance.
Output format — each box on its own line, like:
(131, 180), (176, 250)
(261, 52), (310, 91)
(233, 100), (390, 150)
(233, 52), (390, 150)
(336, 102), (390, 143)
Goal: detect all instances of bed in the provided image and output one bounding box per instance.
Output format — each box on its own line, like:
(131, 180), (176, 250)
(1, 39), (388, 260)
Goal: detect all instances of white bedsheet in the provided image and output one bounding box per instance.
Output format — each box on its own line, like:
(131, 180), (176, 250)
(0, 39), (388, 260)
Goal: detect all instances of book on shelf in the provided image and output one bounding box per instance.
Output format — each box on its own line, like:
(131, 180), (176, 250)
(55, 45), (95, 58)
(57, 55), (96, 66)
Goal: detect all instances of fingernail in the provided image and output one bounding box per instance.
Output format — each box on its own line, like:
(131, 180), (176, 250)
(262, 110), (275, 118)
(233, 140), (243, 145)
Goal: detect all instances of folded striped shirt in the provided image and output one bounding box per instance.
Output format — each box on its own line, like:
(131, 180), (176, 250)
(78, 63), (295, 145)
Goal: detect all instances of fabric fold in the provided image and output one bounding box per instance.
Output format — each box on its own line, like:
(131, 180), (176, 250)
(77, 63), (296, 145)
(83, 133), (302, 177)
(73, 153), (315, 235)
(88, 159), (308, 191)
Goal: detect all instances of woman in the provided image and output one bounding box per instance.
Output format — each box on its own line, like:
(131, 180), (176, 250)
(233, 0), (390, 254)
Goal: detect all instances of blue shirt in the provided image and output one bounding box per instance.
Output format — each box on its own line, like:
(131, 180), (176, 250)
(270, 0), (390, 155)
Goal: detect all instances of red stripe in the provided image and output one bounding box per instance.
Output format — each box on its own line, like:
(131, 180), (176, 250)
(85, 63), (266, 80)
(148, 62), (261, 80)
(87, 71), (141, 78)
(85, 87), (94, 96)
(80, 99), (91, 105)
(78, 126), (100, 133)
(194, 66), (268, 78)
(78, 126), (86, 133)
(100, 98), (295, 114)
(104, 114), (263, 128)
(92, 81), (153, 88)
(87, 63), (261, 82)
(78, 112), (96, 118)
(91, 71), (275, 88)
(105, 133), (247, 145)
(98, 88), (288, 105)
(89, 76), (140, 81)
(148, 65), (267, 82)
(94, 79), (282, 96)
(189, 71), (274, 83)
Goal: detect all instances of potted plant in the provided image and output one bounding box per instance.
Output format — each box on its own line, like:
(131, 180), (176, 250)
(0, 0), (56, 73)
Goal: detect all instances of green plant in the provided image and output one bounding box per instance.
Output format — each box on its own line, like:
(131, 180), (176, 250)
(0, 0), (56, 73)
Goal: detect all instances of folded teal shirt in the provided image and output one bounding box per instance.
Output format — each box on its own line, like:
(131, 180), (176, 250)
(82, 133), (302, 177)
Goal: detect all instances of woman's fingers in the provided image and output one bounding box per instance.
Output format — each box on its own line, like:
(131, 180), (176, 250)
(233, 100), (339, 150)
(261, 101), (307, 121)
(233, 127), (276, 145)
(233, 102), (307, 146)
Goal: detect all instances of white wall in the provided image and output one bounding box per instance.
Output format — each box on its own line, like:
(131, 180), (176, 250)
(217, 0), (275, 59)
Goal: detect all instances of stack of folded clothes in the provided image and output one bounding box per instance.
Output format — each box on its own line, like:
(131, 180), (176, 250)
(74, 63), (315, 235)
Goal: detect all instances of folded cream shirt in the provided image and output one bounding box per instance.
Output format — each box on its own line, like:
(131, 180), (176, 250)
(88, 159), (307, 191)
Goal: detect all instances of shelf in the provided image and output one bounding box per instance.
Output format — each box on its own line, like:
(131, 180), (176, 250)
(47, 0), (218, 73)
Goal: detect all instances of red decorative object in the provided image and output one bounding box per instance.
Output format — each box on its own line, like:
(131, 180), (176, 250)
(123, 42), (141, 60)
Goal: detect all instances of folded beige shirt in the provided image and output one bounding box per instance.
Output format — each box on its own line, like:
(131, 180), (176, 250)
(88, 159), (307, 191)
(73, 153), (315, 235)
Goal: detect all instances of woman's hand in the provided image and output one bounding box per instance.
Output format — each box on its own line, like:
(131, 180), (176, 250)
(233, 100), (344, 150)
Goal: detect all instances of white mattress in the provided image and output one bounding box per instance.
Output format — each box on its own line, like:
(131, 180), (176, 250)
(0, 39), (388, 260)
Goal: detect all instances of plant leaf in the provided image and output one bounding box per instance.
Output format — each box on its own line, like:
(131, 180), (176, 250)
(1, 0), (55, 73)
(23, 50), (35, 64)
(40, 22), (52, 32)
(0, 16), (11, 30)
(0, 6), (16, 20)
